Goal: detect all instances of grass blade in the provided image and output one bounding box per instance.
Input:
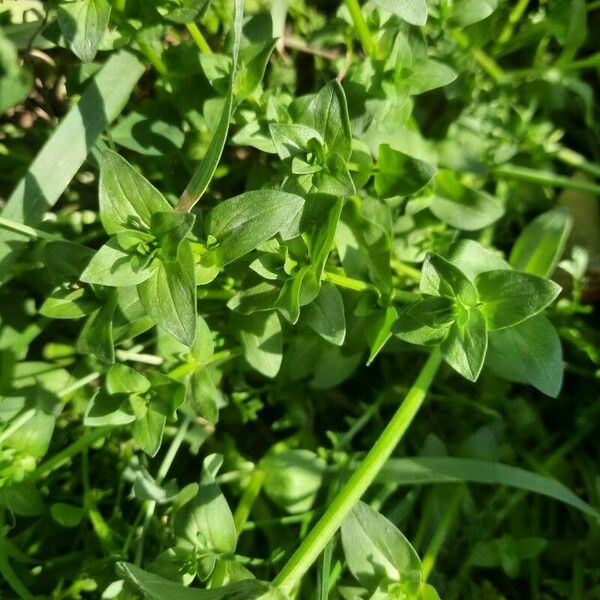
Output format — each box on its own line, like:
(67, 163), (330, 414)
(0, 50), (145, 281)
(175, 0), (244, 212)
(378, 457), (599, 518)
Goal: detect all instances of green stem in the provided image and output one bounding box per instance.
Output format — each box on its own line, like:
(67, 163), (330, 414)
(30, 426), (112, 482)
(451, 30), (504, 81)
(555, 146), (600, 180)
(233, 468), (266, 535)
(57, 371), (100, 399)
(324, 270), (375, 294)
(497, 0), (529, 46)
(135, 415), (192, 565)
(0, 409), (36, 445)
(343, 0), (375, 57)
(0, 217), (60, 242)
(0, 511), (34, 600)
(421, 486), (463, 581)
(391, 259), (422, 281)
(186, 22), (212, 55)
(495, 164), (600, 195)
(197, 288), (236, 300)
(272, 349), (443, 589)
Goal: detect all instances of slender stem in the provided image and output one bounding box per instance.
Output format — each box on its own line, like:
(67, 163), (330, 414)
(0, 216), (60, 241)
(30, 427), (112, 482)
(451, 30), (504, 81)
(0, 409), (36, 445)
(495, 164), (600, 195)
(555, 146), (600, 180)
(197, 288), (236, 300)
(343, 0), (375, 57)
(324, 270), (376, 294)
(272, 349), (443, 589)
(421, 486), (463, 581)
(233, 468), (266, 535)
(497, 0), (529, 46)
(391, 259), (422, 281)
(186, 23), (212, 55)
(0, 511), (35, 600)
(392, 289), (421, 303)
(135, 416), (192, 565)
(57, 371), (100, 399)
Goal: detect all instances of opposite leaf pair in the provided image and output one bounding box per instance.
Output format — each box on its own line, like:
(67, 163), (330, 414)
(85, 364), (185, 456)
(81, 151), (198, 347)
(394, 252), (561, 381)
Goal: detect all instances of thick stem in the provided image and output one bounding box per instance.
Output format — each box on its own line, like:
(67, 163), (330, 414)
(272, 349), (443, 589)
(343, 0), (375, 57)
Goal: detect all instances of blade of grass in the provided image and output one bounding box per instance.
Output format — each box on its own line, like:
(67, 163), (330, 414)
(377, 457), (599, 518)
(0, 50), (144, 282)
(175, 0), (244, 212)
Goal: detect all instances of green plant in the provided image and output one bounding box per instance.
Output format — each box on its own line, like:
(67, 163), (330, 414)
(1, 0), (599, 598)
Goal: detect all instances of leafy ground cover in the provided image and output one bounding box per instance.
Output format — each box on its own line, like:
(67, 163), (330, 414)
(1, 0), (599, 598)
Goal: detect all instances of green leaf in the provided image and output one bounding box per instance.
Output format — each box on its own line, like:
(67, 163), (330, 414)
(178, 454), (237, 578)
(408, 59), (457, 94)
(39, 287), (98, 319)
(106, 364), (151, 395)
(151, 211), (196, 262)
(4, 411), (56, 458)
(475, 270), (561, 330)
(365, 304), (398, 365)
(78, 291), (118, 363)
(132, 408), (166, 456)
(237, 311), (283, 378)
(112, 110), (185, 156)
(50, 503), (84, 528)
(509, 207), (572, 277)
(99, 150), (171, 235)
(430, 171), (504, 231)
(80, 238), (156, 287)
(393, 296), (454, 346)
(176, 0), (243, 211)
(297, 80), (353, 160)
(303, 282), (346, 346)
(447, 240), (510, 280)
(205, 190), (304, 266)
(146, 371), (186, 420)
(374, 144), (436, 198)
(300, 194), (343, 279)
(0, 51), (144, 281)
(376, 457), (599, 518)
(450, 0), (498, 26)
(84, 390), (135, 426)
(420, 253), (478, 306)
(269, 123), (324, 160)
(487, 315), (563, 397)
(0, 31), (32, 114)
(57, 0), (111, 63)
(160, 0), (210, 24)
(341, 501), (422, 590)
(138, 242), (197, 347)
(440, 308), (487, 381)
(117, 562), (271, 599)
(373, 0), (428, 26)
(235, 37), (278, 100)
(262, 450), (326, 514)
